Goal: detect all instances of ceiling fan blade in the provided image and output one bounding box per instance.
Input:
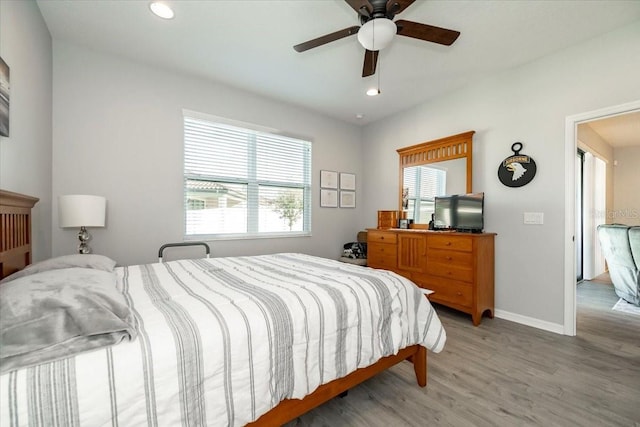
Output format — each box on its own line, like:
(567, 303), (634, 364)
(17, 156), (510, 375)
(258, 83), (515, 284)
(395, 19), (460, 46)
(294, 26), (360, 52)
(386, 0), (416, 16)
(344, 0), (372, 17)
(362, 50), (379, 77)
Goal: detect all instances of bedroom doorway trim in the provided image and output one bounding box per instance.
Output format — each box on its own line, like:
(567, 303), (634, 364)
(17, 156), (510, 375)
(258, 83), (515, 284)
(564, 99), (640, 336)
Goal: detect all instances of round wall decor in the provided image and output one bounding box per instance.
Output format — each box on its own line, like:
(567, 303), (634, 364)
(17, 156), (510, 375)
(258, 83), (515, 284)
(497, 142), (537, 187)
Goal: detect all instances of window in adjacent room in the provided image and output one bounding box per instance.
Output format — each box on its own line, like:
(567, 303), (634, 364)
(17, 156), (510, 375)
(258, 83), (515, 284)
(183, 111), (312, 239)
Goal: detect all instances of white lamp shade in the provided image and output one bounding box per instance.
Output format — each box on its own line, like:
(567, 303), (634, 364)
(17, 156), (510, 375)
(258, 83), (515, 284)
(58, 195), (106, 228)
(357, 18), (397, 51)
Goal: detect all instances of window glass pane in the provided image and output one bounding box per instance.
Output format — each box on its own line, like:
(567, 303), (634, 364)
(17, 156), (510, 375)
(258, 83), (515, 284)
(184, 112), (311, 237)
(185, 179), (247, 235)
(259, 186), (304, 232)
(419, 166), (446, 198)
(419, 200), (435, 223)
(184, 118), (248, 179)
(404, 167), (417, 198)
(256, 135), (309, 183)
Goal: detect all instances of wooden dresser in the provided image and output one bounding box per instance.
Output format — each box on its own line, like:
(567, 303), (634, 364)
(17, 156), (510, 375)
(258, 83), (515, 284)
(368, 228), (495, 325)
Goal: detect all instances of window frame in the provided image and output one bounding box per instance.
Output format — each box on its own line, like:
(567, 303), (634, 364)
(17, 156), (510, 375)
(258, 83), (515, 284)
(183, 110), (312, 240)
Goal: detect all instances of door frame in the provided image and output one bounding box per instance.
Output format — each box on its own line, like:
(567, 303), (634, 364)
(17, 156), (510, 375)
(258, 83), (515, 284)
(563, 100), (640, 336)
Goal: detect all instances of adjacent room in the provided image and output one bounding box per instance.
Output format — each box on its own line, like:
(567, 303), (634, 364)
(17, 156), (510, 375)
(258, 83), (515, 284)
(1, 0), (639, 425)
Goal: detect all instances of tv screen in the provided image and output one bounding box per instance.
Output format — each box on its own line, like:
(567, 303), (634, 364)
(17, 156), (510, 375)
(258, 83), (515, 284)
(434, 193), (484, 232)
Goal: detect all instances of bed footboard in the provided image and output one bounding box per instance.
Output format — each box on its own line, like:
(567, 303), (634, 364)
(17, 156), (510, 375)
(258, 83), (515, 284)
(247, 344), (427, 426)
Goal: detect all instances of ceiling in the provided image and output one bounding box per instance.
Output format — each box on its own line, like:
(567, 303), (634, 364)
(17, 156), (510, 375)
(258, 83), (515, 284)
(586, 111), (640, 148)
(36, 0), (640, 126)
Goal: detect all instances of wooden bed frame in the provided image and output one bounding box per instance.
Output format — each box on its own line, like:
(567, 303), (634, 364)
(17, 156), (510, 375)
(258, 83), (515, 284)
(0, 190), (428, 426)
(0, 189), (39, 280)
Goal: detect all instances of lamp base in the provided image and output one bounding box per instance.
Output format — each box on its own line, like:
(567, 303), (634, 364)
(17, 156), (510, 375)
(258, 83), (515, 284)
(78, 226), (91, 254)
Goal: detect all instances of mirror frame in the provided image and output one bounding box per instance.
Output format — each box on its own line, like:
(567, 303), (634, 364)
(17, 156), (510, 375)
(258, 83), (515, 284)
(397, 130), (475, 217)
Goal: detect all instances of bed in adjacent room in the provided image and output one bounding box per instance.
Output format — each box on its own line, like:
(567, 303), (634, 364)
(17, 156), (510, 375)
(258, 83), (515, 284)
(0, 191), (446, 426)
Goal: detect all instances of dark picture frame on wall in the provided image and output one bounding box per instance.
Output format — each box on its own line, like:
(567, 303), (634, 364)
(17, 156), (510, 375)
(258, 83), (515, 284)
(0, 57), (9, 137)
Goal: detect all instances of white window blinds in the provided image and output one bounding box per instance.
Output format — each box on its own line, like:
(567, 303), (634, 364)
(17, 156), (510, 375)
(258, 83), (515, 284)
(404, 165), (446, 222)
(184, 113), (312, 238)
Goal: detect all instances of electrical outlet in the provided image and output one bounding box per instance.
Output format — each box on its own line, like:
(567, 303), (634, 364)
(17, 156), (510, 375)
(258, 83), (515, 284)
(524, 212), (544, 225)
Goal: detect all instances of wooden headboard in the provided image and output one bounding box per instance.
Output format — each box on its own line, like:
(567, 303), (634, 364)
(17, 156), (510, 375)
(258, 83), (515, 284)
(0, 190), (39, 279)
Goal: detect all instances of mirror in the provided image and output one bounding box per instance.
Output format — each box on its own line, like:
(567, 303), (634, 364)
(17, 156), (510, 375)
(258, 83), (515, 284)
(398, 131), (474, 225)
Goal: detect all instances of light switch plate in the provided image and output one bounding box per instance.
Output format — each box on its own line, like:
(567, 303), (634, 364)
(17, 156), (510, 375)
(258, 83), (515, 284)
(524, 212), (544, 225)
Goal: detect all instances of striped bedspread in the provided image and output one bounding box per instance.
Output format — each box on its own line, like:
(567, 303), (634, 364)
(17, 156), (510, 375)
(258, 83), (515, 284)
(1, 253), (445, 426)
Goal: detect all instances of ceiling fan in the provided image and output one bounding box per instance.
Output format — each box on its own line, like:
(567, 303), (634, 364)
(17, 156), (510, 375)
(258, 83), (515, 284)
(293, 0), (460, 78)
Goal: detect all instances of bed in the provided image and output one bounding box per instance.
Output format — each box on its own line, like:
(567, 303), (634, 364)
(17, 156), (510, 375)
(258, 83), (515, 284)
(0, 191), (446, 426)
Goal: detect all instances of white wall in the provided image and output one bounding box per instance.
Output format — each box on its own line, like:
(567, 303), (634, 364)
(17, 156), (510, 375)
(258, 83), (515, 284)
(362, 21), (640, 328)
(613, 146), (640, 226)
(0, 0), (52, 261)
(51, 42), (363, 266)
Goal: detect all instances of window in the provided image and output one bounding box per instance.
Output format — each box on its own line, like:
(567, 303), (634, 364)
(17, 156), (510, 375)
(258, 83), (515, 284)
(184, 111), (312, 238)
(404, 165), (446, 223)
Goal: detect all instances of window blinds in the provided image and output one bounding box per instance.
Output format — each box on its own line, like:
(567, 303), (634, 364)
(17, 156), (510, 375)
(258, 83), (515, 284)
(184, 114), (312, 238)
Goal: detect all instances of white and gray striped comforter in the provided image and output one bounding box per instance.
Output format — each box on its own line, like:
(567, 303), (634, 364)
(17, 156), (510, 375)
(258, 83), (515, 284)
(0, 253), (445, 427)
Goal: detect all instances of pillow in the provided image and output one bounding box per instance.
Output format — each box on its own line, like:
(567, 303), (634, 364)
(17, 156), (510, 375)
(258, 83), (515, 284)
(0, 254), (117, 284)
(0, 267), (136, 374)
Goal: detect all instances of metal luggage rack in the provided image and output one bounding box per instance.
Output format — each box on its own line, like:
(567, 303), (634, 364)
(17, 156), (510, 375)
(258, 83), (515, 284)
(158, 241), (210, 263)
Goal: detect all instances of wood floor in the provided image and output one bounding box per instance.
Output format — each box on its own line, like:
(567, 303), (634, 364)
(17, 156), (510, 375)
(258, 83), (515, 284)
(286, 278), (640, 426)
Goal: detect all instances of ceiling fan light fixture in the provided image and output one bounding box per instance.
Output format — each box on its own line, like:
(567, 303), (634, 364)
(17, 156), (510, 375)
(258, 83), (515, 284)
(357, 18), (396, 51)
(149, 1), (174, 19)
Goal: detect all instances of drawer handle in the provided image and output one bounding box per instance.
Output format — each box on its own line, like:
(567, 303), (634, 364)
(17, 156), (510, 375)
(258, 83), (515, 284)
(446, 256), (452, 261)
(445, 242), (452, 246)
(456, 291), (462, 296)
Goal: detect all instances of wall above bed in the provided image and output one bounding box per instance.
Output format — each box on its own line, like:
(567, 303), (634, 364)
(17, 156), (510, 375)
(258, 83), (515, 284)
(50, 41), (364, 265)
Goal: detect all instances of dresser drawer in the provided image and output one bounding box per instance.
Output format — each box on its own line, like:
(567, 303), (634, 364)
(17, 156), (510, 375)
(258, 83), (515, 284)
(368, 246), (397, 270)
(428, 248), (473, 267)
(427, 235), (472, 252)
(368, 230), (398, 244)
(422, 277), (473, 308)
(426, 262), (473, 283)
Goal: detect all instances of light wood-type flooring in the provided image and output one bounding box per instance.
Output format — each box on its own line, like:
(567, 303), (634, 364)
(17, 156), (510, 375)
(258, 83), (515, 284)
(286, 276), (640, 426)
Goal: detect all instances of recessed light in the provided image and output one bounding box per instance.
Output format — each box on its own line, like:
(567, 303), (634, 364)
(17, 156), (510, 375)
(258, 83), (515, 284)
(356, 114), (364, 119)
(366, 88), (380, 96)
(150, 2), (174, 19)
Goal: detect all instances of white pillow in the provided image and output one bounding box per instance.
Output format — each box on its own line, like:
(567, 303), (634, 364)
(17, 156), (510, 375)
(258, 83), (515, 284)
(0, 254), (117, 284)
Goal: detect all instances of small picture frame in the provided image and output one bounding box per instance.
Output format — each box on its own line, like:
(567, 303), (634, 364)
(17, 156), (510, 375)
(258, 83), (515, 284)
(320, 170), (338, 189)
(339, 191), (356, 208)
(320, 189), (338, 207)
(339, 172), (356, 190)
(398, 218), (409, 229)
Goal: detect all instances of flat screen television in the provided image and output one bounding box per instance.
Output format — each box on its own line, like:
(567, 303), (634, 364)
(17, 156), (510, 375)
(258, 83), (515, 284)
(434, 192), (484, 233)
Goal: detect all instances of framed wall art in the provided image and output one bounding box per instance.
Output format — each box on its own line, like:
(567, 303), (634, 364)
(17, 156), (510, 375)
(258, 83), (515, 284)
(339, 172), (356, 191)
(0, 57), (9, 137)
(340, 191), (356, 208)
(320, 170), (338, 189)
(320, 189), (338, 207)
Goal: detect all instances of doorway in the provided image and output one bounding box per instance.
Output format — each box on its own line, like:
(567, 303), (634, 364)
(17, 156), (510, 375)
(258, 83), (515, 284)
(564, 100), (640, 336)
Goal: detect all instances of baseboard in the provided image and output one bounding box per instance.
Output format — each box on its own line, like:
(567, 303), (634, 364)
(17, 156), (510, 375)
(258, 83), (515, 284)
(494, 309), (565, 335)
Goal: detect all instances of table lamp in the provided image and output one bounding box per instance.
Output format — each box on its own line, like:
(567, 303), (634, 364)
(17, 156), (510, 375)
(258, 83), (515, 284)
(58, 195), (106, 254)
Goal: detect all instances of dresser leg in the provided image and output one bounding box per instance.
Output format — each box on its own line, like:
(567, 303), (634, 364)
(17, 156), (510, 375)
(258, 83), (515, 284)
(472, 312), (482, 326)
